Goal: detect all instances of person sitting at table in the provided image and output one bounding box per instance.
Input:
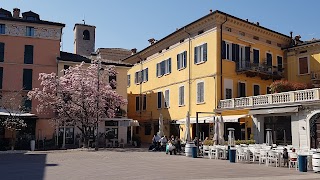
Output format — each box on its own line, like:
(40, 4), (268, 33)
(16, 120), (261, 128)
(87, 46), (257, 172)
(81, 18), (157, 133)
(174, 136), (181, 154)
(283, 148), (289, 167)
(159, 135), (168, 151)
(166, 140), (176, 155)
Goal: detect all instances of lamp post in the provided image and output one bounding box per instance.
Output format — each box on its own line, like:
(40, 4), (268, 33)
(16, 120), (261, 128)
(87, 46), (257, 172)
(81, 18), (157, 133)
(95, 60), (101, 151)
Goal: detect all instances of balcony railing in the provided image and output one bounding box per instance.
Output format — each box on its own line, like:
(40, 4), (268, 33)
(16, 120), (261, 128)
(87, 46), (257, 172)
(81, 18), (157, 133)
(218, 88), (320, 109)
(236, 61), (283, 80)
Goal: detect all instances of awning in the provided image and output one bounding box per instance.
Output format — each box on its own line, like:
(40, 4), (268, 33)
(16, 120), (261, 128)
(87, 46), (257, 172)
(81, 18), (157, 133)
(0, 109), (36, 117)
(175, 116), (215, 124)
(222, 114), (248, 123)
(130, 120), (140, 127)
(249, 106), (298, 115)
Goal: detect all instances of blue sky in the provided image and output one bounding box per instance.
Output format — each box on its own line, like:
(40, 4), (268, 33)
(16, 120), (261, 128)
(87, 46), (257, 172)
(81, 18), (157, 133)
(1, 0), (319, 53)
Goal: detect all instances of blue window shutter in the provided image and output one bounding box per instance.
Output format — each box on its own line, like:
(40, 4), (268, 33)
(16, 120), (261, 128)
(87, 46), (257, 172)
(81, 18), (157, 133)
(194, 46), (198, 64)
(235, 44), (239, 63)
(203, 43), (207, 61)
(0, 43), (4, 62)
(156, 63), (159, 77)
(177, 54), (180, 69)
(184, 51), (187, 68)
(222, 41), (226, 59)
(168, 58), (171, 73)
(245, 47), (250, 62)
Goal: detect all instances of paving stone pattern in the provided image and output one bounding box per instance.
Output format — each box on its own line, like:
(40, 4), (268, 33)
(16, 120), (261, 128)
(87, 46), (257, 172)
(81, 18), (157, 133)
(0, 148), (319, 180)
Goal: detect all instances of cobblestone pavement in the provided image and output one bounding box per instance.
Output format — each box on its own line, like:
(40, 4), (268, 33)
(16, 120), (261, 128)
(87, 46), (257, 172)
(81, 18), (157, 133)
(0, 148), (320, 180)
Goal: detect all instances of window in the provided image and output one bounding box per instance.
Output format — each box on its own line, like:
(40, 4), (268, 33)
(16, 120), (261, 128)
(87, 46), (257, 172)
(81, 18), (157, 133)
(26, 26), (34, 37)
(23, 69), (32, 90)
(142, 94), (147, 111)
(135, 68), (148, 84)
(253, 49), (260, 64)
(0, 24), (5, 34)
(144, 123), (151, 135)
(135, 96), (140, 111)
(156, 58), (171, 77)
(127, 74), (130, 87)
(253, 36), (259, 40)
(0, 42), (4, 62)
(24, 45), (34, 64)
(239, 31), (245, 36)
(164, 89), (170, 108)
(226, 88), (232, 99)
(157, 92), (162, 109)
(0, 67), (3, 89)
(277, 56), (283, 72)
(105, 121), (118, 139)
(238, 82), (246, 97)
(83, 30), (90, 40)
(222, 41), (232, 60)
(26, 16), (37, 21)
(197, 82), (204, 103)
(267, 87), (271, 94)
(277, 43), (282, 48)
(179, 86), (185, 106)
(194, 43), (207, 64)
(298, 57), (309, 75)
(63, 65), (70, 75)
(109, 75), (117, 89)
(177, 51), (187, 70)
(253, 85), (260, 96)
(266, 53), (272, 66)
(226, 27), (232, 32)
(266, 40), (271, 44)
(23, 97), (32, 112)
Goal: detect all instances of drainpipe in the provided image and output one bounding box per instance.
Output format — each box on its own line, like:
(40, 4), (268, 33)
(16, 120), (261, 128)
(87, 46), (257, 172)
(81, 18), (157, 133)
(219, 16), (228, 107)
(184, 27), (192, 117)
(137, 56), (143, 134)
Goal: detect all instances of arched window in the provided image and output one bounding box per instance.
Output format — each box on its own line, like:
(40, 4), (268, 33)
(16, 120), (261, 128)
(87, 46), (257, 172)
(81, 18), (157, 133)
(83, 30), (90, 40)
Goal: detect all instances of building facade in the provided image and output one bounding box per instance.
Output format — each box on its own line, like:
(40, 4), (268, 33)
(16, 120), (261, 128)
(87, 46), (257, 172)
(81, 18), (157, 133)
(0, 8), (64, 147)
(125, 10), (291, 143)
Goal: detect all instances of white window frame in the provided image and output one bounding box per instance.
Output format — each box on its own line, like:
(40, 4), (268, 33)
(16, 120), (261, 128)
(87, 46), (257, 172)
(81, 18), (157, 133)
(26, 26), (34, 37)
(298, 56), (310, 75)
(196, 81), (205, 104)
(0, 24), (5, 34)
(253, 84), (260, 96)
(164, 89), (170, 108)
(164, 58), (170, 75)
(195, 43), (206, 64)
(178, 85), (185, 106)
(177, 51), (187, 70)
(225, 41), (232, 61)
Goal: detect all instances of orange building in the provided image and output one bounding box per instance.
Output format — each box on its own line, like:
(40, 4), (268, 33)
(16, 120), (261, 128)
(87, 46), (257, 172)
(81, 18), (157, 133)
(0, 8), (64, 149)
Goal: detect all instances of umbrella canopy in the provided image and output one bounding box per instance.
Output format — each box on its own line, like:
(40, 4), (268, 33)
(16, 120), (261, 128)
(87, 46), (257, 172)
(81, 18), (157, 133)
(184, 111), (191, 142)
(266, 129), (273, 146)
(213, 117), (219, 145)
(158, 113), (164, 137)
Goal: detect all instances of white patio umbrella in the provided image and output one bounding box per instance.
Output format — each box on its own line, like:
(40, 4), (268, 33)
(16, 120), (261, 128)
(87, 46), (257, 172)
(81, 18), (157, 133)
(184, 111), (191, 142)
(213, 117), (219, 145)
(218, 116), (225, 145)
(266, 129), (273, 146)
(158, 113), (164, 137)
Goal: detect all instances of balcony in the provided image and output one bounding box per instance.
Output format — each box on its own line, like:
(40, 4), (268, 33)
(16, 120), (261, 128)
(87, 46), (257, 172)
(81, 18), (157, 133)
(236, 61), (283, 80)
(218, 88), (320, 109)
(311, 71), (320, 87)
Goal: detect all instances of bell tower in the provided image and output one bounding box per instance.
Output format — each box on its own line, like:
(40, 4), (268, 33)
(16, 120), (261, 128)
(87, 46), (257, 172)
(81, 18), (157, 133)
(73, 23), (96, 56)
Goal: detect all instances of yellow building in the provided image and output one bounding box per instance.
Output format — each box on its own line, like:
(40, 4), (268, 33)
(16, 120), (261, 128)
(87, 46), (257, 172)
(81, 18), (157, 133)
(124, 10), (291, 143)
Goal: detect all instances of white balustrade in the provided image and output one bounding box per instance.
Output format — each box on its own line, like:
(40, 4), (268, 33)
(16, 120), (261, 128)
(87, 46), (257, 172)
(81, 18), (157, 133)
(218, 88), (320, 109)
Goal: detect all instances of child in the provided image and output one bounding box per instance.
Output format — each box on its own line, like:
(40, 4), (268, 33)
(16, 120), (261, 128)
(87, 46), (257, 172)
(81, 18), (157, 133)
(283, 148), (289, 167)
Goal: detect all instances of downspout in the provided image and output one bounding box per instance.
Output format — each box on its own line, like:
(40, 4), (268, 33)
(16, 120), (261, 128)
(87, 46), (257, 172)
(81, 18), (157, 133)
(137, 56), (143, 133)
(219, 16), (227, 107)
(184, 27), (192, 116)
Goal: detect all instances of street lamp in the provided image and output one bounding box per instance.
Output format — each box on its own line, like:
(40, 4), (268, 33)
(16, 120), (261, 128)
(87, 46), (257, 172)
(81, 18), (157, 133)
(95, 60), (101, 151)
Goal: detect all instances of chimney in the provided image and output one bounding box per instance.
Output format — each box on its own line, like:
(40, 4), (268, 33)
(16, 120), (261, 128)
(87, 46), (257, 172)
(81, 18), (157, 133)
(256, 22), (260, 26)
(209, 9), (213, 13)
(246, 19), (249, 22)
(13, 8), (20, 18)
(148, 38), (155, 45)
(290, 31), (293, 39)
(131, 48), (137, 55)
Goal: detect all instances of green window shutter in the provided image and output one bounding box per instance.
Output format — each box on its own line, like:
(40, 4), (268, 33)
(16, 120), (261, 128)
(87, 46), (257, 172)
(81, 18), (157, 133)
(232, 43), (236, 62)
(194, 46), (198, 64)
(245, 47), (250, 63)
(24, 45), (34, 64)
(156, 63), (159, 77)
(222, 41), (226, 59)
(177, 54), (180, 69)
(23, 69), (33, 90)
(184, 51), (187, 68)
(0, 43), (4, 62)
(235, 44), (240, 63)
(203, 43), (207, 61)
(146, 68), (148, 81)
(0, 67), (3, 89)
(168, 58), (171, 73)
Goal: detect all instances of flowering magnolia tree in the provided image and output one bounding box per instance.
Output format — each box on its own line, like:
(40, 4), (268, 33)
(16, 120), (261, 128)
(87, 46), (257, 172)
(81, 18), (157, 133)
(28, 62), (127, 146)
(0, 90), (27, 150)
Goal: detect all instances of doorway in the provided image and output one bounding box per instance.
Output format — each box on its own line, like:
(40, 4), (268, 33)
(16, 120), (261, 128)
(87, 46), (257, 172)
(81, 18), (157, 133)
(310, 113), (320, 149)
(192, 123), (209, 141)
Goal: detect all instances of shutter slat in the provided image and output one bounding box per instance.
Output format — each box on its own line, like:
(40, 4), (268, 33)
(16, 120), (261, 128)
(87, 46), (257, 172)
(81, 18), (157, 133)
(194, 47), (198, 64)
(203, 43), (207, 61)
(184, 51), (187, 68)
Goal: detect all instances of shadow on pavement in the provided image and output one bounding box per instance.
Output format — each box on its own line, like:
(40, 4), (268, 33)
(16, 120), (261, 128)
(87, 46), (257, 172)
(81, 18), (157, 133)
(0, 153), (53, 180)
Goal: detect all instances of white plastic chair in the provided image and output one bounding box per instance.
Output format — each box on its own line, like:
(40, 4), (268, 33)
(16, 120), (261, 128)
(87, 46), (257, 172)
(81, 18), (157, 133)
(289, 152), (298, 170)
(237, 148), (246, 162)
(209, 146), (218, 159)
(203, 145), (210, 158)
(118, 138), (125, 148)
(267, 151), (279, 167)
(259, 150), (268, 165)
